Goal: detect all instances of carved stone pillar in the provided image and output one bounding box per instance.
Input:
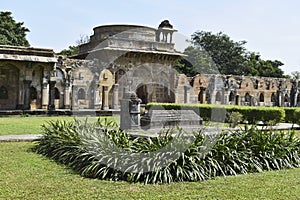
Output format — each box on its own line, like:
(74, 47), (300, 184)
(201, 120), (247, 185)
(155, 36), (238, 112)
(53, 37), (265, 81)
(48, 80), (56, 110)
(112, 84), (119, 109)
(222, 90), (229, 105)
(94, 84), (101, 109)
(184, 85), (191, 104)
(71, 85), (78, 110)
(42, 78), (49, 109)
(278, 91), (282, 107)
(120, 90), (141, 130)
(102, 86), (109, 110)
(64, 83), (71, 109)
(23, 80), (32, 110)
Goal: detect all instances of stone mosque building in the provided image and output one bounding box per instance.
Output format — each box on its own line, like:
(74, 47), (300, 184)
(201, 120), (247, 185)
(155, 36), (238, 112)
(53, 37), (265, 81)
(0, 21), (299, 111)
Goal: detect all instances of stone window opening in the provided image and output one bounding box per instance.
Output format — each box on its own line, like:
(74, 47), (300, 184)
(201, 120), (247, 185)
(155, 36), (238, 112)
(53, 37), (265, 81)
(229, 92), (235, 102)
(216, 91), (221, 102)
(245, 93), (251, 102)
(205, 91), (211, 103)
(78, 88), (86, 100)
(284, 94), (289, 102)
(0, 86), (8, 99)
(30, 87), (37, 100)
(271, 93), (276, 102)
(54, 88), (60, 99)
(259, 93), (264, 102)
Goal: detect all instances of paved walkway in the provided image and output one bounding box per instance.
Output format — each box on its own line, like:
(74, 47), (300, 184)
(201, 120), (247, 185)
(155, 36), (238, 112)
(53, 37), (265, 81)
(0, 134), (42, 142)
(0, 123), (298, 142)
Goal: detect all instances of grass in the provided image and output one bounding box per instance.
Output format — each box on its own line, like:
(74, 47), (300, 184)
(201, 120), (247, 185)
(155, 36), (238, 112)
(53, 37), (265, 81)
(0, 115), (120, 136)
(0, 142), (300, 200)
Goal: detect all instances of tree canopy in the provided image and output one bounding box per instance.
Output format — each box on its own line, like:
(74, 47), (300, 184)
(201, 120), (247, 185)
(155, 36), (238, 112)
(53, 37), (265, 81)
(0, 11), (30, 46)
(175, 31), (286, 78)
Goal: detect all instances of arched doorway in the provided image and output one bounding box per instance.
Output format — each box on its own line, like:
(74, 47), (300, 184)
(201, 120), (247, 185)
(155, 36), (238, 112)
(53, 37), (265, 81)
(30, 86), (37, 109)
(0, 65), (19, 110)
(198, 89), (204, 104)
(229, 91), (235, 102)
(136, 84), (175, 104)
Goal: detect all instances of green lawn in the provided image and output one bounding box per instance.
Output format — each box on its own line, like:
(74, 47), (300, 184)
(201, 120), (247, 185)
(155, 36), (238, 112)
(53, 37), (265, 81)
(0, 142), (299, 200)
(0, 115), (120, 136)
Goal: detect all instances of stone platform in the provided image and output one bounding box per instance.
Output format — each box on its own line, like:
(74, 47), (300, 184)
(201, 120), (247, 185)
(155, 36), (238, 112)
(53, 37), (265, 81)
(141, 109), (203, 130)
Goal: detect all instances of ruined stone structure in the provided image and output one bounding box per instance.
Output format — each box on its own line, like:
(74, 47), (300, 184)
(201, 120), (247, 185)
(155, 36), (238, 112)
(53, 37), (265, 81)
(190, 74), (300, 107)
(0, 21), (299, 111)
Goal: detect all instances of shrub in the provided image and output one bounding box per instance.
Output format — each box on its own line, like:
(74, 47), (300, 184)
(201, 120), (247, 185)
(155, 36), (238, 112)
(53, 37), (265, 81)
(284, 108), (300, 125)
(228, 112), (243, 128)
(33, 118), (300, 184)
(147, 103), (285, 125)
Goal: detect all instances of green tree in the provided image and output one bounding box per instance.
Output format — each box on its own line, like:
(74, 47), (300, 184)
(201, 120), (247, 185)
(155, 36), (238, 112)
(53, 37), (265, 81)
(57, 34), (89, 57)
(191, 31), (247, 75)
(186, 30), (285, 78)
(291, 71), (300, 79)
(57, 45), (78, 57)
(174, 46), (218, 76)
(0, 11), (30, 46)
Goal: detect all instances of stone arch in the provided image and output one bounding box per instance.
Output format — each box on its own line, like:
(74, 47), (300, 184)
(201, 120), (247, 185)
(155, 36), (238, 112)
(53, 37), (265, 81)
(0, 64), (19, 109)
(115, 68), (126, 83)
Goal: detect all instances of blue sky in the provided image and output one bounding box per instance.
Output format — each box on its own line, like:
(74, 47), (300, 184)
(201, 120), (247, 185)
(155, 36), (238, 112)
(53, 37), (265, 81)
(2, 0), (300, 74)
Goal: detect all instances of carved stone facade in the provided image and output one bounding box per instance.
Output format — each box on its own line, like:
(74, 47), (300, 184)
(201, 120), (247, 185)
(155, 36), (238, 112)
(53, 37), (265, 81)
(189, 74), (300, 107)
(0, 22), (299, 111)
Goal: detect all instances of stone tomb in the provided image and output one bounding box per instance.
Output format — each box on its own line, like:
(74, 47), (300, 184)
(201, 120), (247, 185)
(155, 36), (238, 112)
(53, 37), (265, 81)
(141, 109), (203, 130)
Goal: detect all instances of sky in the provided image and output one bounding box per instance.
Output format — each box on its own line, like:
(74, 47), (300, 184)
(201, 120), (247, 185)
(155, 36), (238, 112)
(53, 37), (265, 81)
(2, 0), (300, 74)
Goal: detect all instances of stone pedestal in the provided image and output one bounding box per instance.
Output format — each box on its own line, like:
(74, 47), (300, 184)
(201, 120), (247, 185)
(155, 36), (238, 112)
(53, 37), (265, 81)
(120, 92), (141, 130)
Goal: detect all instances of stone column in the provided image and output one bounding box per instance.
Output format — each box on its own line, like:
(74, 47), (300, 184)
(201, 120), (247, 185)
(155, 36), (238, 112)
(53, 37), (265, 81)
(23, 80), (32, 110)
(222, 90), (229, 105)
(151, 84), (157, 102)
(184, 85), (191, 104)
(64, 83), (71, 109)
(278, 91), (282, 107)
(71, 85), (79, 110)
(112, 84), (119, 109)
(94, 84), (101, 109)
(42, 78), (49, 109)
(101, 86), (109, 110)
(48, 80), (56, 110)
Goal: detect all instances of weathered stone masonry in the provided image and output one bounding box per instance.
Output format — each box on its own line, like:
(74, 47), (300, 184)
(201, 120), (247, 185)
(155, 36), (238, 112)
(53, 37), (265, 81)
(0, 21), (299, 110)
